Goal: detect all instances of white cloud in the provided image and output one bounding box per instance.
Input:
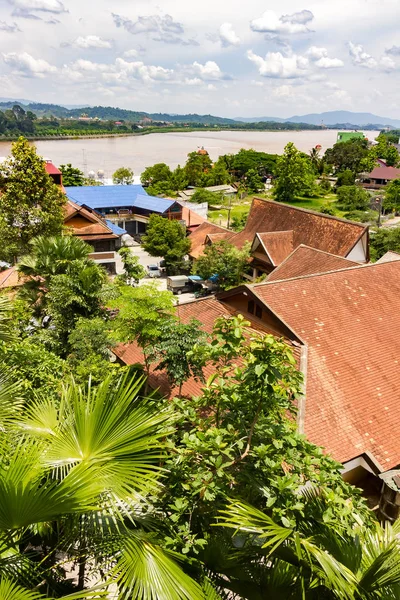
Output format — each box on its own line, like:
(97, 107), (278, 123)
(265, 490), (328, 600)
(2, 51), (57, 77)
(273, 84), (294, 98)
(349, 42), (396, 71)
(71, 35), (112, 49)
(306, 46), (344, 68)
(247, 49), (308, 78)
(0, 20), (20, 32)
(250, 9), (314, 35)
(112, 12), (198, 46)
(386, 46), (400, 56)
(8, 0), (67, 18)
(192, 60), (225, 80)
(219, 23), (240, 47)
(123, 49), (138, 58)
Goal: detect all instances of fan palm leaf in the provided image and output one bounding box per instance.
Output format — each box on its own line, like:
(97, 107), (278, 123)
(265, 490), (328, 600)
(0, 578), (107, 599)
(0, 296), (14, 342)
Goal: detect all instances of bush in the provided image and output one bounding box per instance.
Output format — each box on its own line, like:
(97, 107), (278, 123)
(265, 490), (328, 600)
(336, 185), (370, 211)
(335, 169), (355, 188)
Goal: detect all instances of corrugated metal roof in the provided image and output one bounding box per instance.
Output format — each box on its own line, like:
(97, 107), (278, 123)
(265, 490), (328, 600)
(65, 185), (176, 213)
(105, 220), (127, 235)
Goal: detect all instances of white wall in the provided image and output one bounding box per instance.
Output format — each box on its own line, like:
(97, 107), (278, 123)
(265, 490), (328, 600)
(346, 234), (368, 263)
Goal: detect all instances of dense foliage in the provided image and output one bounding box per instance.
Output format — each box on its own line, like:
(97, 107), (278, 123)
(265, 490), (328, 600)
(142, 215), (191, 272)
(193, 240), (251, 289)
(273, 142), (316, 202)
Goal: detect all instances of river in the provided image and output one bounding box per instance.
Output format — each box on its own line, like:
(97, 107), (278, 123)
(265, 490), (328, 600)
(0, 129), (380, 177)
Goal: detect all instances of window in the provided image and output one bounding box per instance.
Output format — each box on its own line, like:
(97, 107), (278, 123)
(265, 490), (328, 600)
(255, 304), (262, 319)
(247, 300), (254, 314)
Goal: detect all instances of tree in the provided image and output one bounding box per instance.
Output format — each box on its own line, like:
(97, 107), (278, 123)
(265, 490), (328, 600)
(59, 163), (85, 186)
(113, 166), (134, 185)
(184, 151), (213, 186)
(273, 142), (316, 202)
(230, 149), (277, 179)
(324, 138), (369, 174)
(383, 178), (400, 212)
(205, 160), (230, 186)
(245, 168), (263, 192)
(141, 163), (172, 187)
(370, 226), (400, 261)
(335, 169), (355, 187)
(190, 188), (223, 205)
(142, 215), (191, 272)
(152, 318), (207, 396)
(336, 185), (370, 211)
(111, 283), (175, 378)
(117, 246), (146, 284)
(0, 137), (66, 263)
(193, 240), (251, 289)
(386, 145), (400, 167)
(0, 373), (204, 599)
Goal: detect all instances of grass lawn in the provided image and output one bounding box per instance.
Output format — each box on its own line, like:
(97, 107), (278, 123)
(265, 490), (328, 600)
(207, 192), (341, 228)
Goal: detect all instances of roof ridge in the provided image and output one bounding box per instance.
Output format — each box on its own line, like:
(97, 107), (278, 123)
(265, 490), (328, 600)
(251, 196), (367, 230)
(252, 259), (400, 286)
(257, 230), (294, 236)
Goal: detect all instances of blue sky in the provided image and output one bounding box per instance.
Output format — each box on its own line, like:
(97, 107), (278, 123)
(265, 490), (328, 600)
(0, 0), (399, 118)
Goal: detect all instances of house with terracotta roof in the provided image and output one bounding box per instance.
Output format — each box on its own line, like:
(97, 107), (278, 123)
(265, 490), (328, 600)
(362, 166), (400, 189)
(64, 199), (126, 273)
(189, 198), (369, 277)
(115, 256), (400, 500)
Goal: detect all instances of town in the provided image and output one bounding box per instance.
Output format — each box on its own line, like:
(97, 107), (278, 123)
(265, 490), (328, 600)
(2, 125), (400, 597)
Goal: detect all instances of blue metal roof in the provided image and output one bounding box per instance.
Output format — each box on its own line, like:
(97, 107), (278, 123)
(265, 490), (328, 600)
(105, 220), (127, 235)
(65, 185), (176, 214)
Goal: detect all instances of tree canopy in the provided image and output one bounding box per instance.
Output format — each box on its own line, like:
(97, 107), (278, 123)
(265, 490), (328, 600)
(113, 166), (134, 184)
(273, 142), (316, 202)
(59, 162), (85, 186)
(193, 240), (251, 289)
(142, 215), (191, 272)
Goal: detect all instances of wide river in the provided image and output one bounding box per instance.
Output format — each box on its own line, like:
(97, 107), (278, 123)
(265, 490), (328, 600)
(0, 129), (380, 177)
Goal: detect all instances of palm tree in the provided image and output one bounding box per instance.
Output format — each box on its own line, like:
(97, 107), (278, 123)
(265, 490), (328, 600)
(0, 372), (205, 599)
(215, 498), (400, 599)
(18, 235), (92, 279)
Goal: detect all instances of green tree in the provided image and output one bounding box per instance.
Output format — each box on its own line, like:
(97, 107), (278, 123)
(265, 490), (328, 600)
(0, 137), (66, 263)
(184, 150), (213, 186)
(205, 161), (230, 186)
(113, 166), (134, 184)
(324, 138), (369, 174)
(193, 240), (251, 289)
(370, 226), (400, 260)
(190, 188), (223, 205)
(117, 246), (146, 284)
(383, 178), (400, 212)
(336, 185), (370, 211)
(0, 373), (204, 599)
(231, 149), (277, 179)
(152, 318), (207, 396)
(386, 145), (400, 167)
(141, 163), (172, 187)
(59, 163), (85, 186)
(170, 164), (189, 191)
(111, 283), (175, 378)
(142, 215), (191, 272)
(336, 169), (355, 187)
(273, 142), (316, 202)
(245, 168), (263, 192)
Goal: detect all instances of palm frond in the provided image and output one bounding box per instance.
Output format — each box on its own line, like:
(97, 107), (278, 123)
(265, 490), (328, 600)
(113, 531), (205, 600)
(0, 296), (14, 342)
(0, 367), (23, 427)
(0, 578), (108, 600)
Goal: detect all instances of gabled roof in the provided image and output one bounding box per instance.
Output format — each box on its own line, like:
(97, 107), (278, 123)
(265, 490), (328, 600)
(376, 251), (400, 264)
(189, 221), (233, 259)
(252, 231), (294, 266)
(44, 162), (62, 176)
(367, 166), (400, 181)
(65, 185), (177, 213)
(229, 198), (368, 260)
(267, 245), (359, 282)
(64, 199), (124, 240)
(251, 260), (400, 469)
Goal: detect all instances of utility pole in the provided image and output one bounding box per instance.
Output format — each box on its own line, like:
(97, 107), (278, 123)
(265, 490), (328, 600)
(227, 194), (232, 229)
(377, 195), (383, 228)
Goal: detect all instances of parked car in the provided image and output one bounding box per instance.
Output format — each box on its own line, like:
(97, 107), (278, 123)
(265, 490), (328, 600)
(147, 264), (161, 278)
(167, 275), (203, 295)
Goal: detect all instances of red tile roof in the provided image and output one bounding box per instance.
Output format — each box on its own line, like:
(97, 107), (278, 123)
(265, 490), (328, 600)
(255, 231), (294, 266)
(267, 245), (359, 282)
(252, 260), (400, 468)
(189, 221), (233, 259)
(367, 166), (400, 181)
(230, 198), (367, 260)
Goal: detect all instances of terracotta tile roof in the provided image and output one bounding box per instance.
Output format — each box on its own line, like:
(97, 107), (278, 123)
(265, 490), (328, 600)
(367, 166), (400, 181)
(228, 198), (368, 261)
(64, 200), (118, 240)
(0, 267), (23, 289)
(189, 221), (233, 259)
(180, 206), (205, 227)
(255, 231), (294, 266)
(267, 245), (360, 282)
(252, 260), (400, 468)
(114, 295), (300, 399)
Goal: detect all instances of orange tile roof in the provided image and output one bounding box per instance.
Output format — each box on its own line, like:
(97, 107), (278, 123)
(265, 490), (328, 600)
(64, 200), (118, 240)
(252, 260), (400, 468)
(189, 221), (233, 259)
(227, 198), (368, 260)
(255, 231), (294, 266)
(180, 206), (205, 227)
(267, 245), (360, 282)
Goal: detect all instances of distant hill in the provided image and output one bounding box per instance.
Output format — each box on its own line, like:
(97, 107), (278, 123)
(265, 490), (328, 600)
(236, 111), (400, 128)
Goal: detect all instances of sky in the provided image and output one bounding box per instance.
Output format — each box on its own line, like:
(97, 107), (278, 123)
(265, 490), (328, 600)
(0, 0), (400, 118)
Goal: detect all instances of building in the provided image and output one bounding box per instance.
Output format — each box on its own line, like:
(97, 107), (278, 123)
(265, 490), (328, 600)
(189, 198), (369, 277)
(115, 254), (400, 498)
(337, 131), (366, 143)
(65, 185), (203, 237)
(178, 185), (237, 201)
(64, 199), (126, 273)
(362, 166), (400, 189)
